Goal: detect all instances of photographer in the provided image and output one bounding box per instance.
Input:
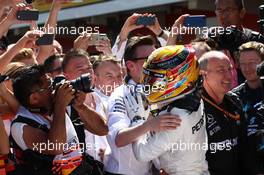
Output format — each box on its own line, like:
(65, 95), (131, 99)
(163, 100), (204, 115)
(232, 41), (264, 174)
(62, 49), (109, 164)
(10, 64), (107, 174)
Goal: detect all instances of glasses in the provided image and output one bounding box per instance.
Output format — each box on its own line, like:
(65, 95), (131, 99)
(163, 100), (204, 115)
(32, 78), (53, 93)
(215, 7), (239, 15)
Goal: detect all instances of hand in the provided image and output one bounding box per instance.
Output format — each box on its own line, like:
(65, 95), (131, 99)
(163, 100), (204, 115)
(73, 33), (91, 51)
(147, 114), (181, 132)
(72, 91), (86, 110)
(119, 13), (144, 42)
(54, 83), (75, 108)
(167, 14), (189, 46)
(123, 92), (150, 122)
(171, 14), (189, 36)
(6, 3), (34, 26)
(145, 14), (162, 36)
(16, 30), (43, 48)
(95, 38), (112, 55)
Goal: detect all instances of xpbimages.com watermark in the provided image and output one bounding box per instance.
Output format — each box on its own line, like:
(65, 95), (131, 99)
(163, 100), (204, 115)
(32, 140), (104, 154)
(167, 138), (238, 154)
(32, 24), (231, 37)
(33, 138), (238, 154)
(164, 26), (232, 37)
(96, 82), (166, 95)
(33, 24), (100, 35)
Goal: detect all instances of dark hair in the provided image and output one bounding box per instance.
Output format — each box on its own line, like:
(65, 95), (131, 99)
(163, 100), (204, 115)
(44, 54), (63, 73)
(124, 35), (155, 61)
(62, 49), (90, 72)
(12, 65), (46, 107)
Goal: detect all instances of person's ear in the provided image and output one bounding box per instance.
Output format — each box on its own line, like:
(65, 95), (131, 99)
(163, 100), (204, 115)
(126, 61), (135, 73)
(200, 70), (207, 79)
(29, 93), (39, 106)
(93, 74), (98, 84)
(239, 8), (246, 19)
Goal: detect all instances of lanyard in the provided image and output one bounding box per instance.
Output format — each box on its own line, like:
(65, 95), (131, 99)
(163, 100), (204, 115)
(202, 95), (240, 121)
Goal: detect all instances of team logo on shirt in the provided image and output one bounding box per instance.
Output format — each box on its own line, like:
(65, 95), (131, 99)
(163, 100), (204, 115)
(192, 116), (205, 134)
(113, 98), (126, 114)
(206, 114), (221, 136)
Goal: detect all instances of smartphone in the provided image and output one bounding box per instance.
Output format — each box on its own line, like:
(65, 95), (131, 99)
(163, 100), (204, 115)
(17, 10), (39, 21)
(90, 33), (108, 45)
(36, 34), (54, 46)
(136, 16), (155, 26)
(183, 15), (206, 27)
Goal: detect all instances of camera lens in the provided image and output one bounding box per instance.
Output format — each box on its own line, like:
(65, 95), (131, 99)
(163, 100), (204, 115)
(70, 73), (92, 93)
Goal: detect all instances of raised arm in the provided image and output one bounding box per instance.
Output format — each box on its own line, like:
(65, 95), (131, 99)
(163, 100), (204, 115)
(0, 30), (41, 73)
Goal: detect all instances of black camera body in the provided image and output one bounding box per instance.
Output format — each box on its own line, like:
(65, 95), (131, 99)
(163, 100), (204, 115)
(53, 73), (93, 93)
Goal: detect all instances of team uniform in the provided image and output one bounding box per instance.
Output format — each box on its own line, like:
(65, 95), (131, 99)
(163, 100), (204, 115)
(132, 100), (209, 175)
(105, 80), (151, 175)
(232, 83), (264, 174)
(202, 90), (246, 175)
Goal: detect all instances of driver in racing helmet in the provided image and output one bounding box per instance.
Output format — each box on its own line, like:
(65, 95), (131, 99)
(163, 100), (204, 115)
(124, 45), (210, 175)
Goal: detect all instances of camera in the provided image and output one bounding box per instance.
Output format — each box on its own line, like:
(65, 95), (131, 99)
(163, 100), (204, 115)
(53, 73), (93, 93)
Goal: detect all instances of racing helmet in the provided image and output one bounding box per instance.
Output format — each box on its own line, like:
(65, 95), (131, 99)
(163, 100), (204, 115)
(141, 45), (199, 104)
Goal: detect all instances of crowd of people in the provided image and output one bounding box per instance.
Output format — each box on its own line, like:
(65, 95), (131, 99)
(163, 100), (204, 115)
(0, 0), (264, 175)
